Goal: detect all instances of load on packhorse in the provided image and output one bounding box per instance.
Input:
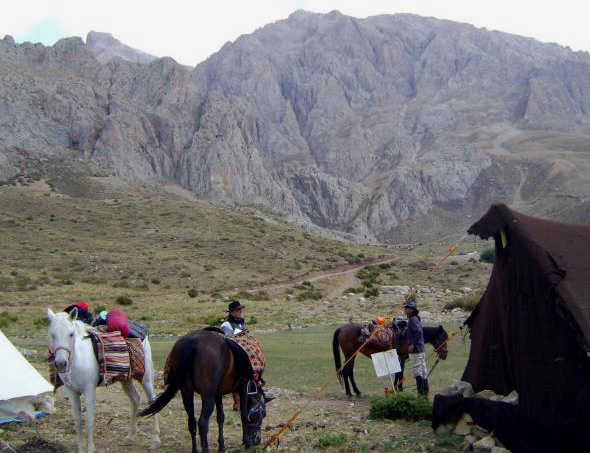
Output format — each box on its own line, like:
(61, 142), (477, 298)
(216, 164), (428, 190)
(139, 327), (272, 453)
(46, 307), (160, 453)
(333, 313), (448, 397)
(433, 204), (590, 453)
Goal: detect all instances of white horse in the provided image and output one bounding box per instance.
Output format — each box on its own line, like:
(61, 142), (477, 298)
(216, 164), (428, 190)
(47, 308), (160, 453)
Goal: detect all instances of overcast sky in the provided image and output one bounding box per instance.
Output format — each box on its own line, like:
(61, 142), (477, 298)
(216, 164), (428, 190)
(1, 0), (589, 66)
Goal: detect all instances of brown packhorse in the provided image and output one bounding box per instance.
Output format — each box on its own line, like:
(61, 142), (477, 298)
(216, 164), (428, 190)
(332, 323), (448, 396)
(139, 328), (272, 452)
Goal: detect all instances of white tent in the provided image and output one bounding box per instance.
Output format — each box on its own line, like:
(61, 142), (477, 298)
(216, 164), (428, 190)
(0, 329), (53, 420)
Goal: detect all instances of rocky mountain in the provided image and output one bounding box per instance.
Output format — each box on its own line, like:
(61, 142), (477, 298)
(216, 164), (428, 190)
(85, 31), (157, 64)
(1, 11), (590, 242)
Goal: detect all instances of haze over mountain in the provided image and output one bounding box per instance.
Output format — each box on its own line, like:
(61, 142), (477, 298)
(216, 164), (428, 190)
(1, 10), (590, 242)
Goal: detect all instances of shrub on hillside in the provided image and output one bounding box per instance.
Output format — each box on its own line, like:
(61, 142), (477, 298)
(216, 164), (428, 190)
(316, 433), (347, 448)
(444, 292), (481, 311)
(480, 246), (495, 263)
(0, 311), (18, 328)
(369, 392), (432, 421)
(188, 288), (199, 298)
(364, 287), (379, 298)
(116, 294), (133, 306)
(296, 290), (322, 301)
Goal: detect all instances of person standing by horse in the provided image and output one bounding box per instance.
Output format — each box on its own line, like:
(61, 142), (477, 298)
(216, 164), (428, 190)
(404, 299), (429, 396)
(220, 300), (247, 410)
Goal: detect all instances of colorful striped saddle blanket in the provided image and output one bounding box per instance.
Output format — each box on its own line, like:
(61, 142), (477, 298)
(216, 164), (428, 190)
(89, 330), (145, 385)
(360, 322), (395, 350)
(227, 331), (266, 384)
(48, 330), (145, 388)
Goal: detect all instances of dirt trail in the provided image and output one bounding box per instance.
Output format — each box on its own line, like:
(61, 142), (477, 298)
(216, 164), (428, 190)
(249, 255), (397, 294)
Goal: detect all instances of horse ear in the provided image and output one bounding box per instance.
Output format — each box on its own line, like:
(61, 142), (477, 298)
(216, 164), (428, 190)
(438, 325), (443, 332)
(69, 307), (78, 321)
(47, 308), (55, 323)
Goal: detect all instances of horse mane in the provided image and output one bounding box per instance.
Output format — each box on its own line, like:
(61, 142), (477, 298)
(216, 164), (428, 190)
(423, 325), (447, 342)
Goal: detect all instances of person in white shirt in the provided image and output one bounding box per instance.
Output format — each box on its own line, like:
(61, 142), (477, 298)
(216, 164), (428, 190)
(219, 300), (247, 410)
(220, 300), (246, 337)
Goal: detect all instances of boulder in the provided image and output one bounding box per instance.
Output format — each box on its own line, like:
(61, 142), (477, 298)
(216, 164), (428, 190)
(475, 390), (497, 400)
(473, 436), (496, 450)
(439, 380), (475, 398)
(501, 390), (519, 405)
(491, 447), (511, 453)
(459, 287), (473, 294)
(453, 418), (472, 436)
(464, 435), (477, 446)
(381, 285), (410, 295)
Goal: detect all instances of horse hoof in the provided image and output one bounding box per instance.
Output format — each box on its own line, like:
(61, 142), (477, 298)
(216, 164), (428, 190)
(149, 440), (161, 450)
(122, 436), (135, 446)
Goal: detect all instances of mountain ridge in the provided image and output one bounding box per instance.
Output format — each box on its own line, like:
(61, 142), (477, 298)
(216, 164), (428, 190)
(1, 11), (590, 242)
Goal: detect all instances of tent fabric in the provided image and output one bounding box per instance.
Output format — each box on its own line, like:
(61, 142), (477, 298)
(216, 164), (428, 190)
(451, 205), (590, 437)
(0, 330), (53, 418)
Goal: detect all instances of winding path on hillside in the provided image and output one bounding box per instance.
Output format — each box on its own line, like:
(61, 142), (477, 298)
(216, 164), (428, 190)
(247, 254), (398, 297)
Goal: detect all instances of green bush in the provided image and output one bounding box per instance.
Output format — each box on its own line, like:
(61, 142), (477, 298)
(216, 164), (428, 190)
(364, 287), (379, 298)
(316, 433), (347, 448)
(249, 316), (258, 325)
(444, 292), (481, 311)
(0, 311), (18, 328)
(33, 316), (49, 328)
(296, 290), (322, 301)
(116, 294), (133, 306)
(342, 287), (363, 294)
(188, 288), (199, 298)
(480, 246), (495, 263)
(369, 392), (432, 421)
(201, 314), (222, 326)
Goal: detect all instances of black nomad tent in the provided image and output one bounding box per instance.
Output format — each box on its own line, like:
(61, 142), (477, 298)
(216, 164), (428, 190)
(433, 204), (590, 452)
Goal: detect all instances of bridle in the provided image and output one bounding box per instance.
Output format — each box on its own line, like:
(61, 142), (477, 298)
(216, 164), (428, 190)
(434, 330), (449, 359)
(245, 380), (266, 424)
(48, 322), (79, 384)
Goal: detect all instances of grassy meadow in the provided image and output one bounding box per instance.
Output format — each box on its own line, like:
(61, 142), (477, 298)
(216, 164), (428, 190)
(0, 184), (491, 452)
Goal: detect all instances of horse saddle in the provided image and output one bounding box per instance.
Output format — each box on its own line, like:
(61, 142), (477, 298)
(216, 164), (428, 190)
(360, 322), (395, 350)
(225, 331), (266, 385)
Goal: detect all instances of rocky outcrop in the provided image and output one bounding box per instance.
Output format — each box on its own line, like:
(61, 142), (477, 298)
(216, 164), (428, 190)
(1, 11), (590, 242)
(86, 31), (158, 64)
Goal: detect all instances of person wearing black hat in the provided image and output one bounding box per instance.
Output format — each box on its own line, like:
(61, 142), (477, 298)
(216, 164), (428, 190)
(404, 299), (428, 396)
(220, 300), (246, 337)
(220, 300), (247, 410)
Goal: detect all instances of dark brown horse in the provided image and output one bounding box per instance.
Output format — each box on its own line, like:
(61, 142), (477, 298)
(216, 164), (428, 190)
(139, 329), (272, 452)
(332, 323), (448, 396)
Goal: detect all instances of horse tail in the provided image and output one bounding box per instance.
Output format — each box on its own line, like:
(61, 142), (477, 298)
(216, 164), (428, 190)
(332, 327), (343, 385)
(139, 335), (196, 417)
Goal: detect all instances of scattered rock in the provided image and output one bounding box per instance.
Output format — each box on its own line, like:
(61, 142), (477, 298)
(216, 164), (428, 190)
(501, 390), (519, 405)
(459, 287), (473, 294)
(380, 285), (410, 295)
(453, 419), (472, 436)
(464, 435), (477, 446)
(473, 435), (496, 450)
(475, 390), (496, 400)
(439, 380), (475, 398)
(491, 447), (511, 453)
